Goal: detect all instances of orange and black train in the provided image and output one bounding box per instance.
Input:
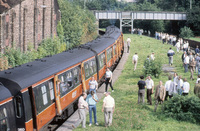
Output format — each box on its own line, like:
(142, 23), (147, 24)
(0, 26), (124, 131)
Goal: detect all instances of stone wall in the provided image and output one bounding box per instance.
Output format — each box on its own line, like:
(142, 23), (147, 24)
(0, 0), (60, 53)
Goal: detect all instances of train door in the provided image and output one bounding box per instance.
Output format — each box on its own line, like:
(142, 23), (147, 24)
(81, 63), (87, 92)
(28, 87), (37, 129)
(54, 75), (62, 116)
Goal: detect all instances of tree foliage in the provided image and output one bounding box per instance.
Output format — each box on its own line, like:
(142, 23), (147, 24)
(179, 26), (194, 38)
(143, 59), (162, 78)
(186, 6), (200, 35)
(58, 0), (97, 48)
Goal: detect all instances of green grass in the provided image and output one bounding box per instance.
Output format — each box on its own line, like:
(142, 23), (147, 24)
(189, 37), (200, 42)
(75, 34), (200, 131)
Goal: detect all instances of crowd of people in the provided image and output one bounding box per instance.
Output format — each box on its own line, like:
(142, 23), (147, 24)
(133, 33), (200, 112)
(72, 68), (115, 129)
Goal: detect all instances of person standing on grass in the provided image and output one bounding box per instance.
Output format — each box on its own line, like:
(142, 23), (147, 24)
(182, 78), (190, 96)
(126, 37), (131, 53)
(145, 76), (154, 105)
(189, 58), (196, 80)
(89, 76), (98, 93)
(86, 91), (99, 126)
(132, 53), (138, 71)
(195, 46), (200, 55)
(195, 53), (200, 73)
(164, 76), (172, 100)
(105, 68), (114, 93)
(150, 52), (155, 61)
(154, 81), (166, 112)
(184, 54), (189, 73)
(137, 76), (146, 104)
(72, 92), (88, 129)
(194, 80), (200, 98)
(167, 47), (175, 66)
(177, 76), (183, 95)
(102, 92), (115, 127)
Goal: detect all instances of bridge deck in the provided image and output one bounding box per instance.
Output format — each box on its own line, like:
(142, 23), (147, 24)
(95, 11), (186, 20)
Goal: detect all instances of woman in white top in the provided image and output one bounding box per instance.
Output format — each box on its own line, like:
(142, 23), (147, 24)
(89, 76), (98, 93)
(105, 68), (114, 93)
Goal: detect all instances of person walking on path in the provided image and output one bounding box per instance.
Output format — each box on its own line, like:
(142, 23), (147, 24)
(182, 78), (190, 96)
(154, 81), (166, 112)
(184, 54), (189, 73)
(105, 68), (114, 93)
(167, 47), (175, 66)
(102, 92), (115, 127)
(86, 91), (99, 126)
(72, 92), (88, 129)
(189, 58), (196, 80)
(89, 76), (98, 93)
(145, 76), (154, 105)
(132, 53), (138, 71)
(137, 76), (146, 104)
(126, 37), (131, 53)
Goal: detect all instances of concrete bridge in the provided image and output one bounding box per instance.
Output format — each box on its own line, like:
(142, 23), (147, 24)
(94, 11), (187, 33)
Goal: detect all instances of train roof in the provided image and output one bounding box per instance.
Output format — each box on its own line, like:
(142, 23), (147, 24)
(0, 84), (12, 102)
(84, 26), (121, 54)
(0, 48), (94, 96)
(0, 25), (122, 96)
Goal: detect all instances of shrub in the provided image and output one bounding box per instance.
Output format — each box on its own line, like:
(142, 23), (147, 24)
(143, 59), (162, 78)
(179, 26), (194, 38)
(162, 95), (200, 123)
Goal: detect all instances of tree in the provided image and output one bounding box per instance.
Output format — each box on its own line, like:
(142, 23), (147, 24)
(186, 6), (200, 35)
(180, 26), (193, 38)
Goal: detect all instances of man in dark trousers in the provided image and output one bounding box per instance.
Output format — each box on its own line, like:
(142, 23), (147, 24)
(137, 76), (146, 104)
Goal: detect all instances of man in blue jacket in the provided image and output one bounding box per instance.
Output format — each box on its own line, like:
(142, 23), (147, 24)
(167, 47), (175, 66)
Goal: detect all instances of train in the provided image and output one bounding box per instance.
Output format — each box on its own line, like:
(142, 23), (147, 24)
(0, 25), (124, 131)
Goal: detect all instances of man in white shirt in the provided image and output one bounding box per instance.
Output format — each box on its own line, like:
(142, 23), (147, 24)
(126, 37), (131, 53)
(164, 76), (172, 100)
(72, 92), (88, 129)
(173, 72), (178, 87)
(177, 76), (183, 95)
(102, 92), (115, 127)
(132, 53), (138, 71)
(184, 54), (189, 73)
(145, 76), (154, 105)
(182, 78), (190, 96)
(150, 52), (155, 60)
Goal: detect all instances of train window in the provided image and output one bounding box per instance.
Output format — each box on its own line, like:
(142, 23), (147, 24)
(49, 81), (54, 100)
(84, 62), (90, 78)
(107, 47), (112, 62)
(66, 71), (73, 89)
(98, 52), (105, 68)
(41, 85), (48, 105)
(14, 96), (22, 118)
(73, 67), (80, 86)
(113, 45), (116, 55)
(89, 59), (97, 75)
(0, 108), (10, 131)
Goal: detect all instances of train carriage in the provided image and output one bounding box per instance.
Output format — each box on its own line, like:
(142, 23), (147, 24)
(0, 26), (124, 131)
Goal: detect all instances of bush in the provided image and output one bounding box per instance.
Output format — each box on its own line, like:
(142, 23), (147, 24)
(4, 37), (66, 68)
(162, 96), (200, 123)
(179, 26), (194, 38)
(143, 59), (162, 78)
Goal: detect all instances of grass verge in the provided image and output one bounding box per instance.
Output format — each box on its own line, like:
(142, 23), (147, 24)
(75, 34), (200, 131)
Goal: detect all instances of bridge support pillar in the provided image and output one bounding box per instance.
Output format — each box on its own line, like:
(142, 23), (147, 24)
(96, 19), (99, 35)
(120, 19), (122, 32)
